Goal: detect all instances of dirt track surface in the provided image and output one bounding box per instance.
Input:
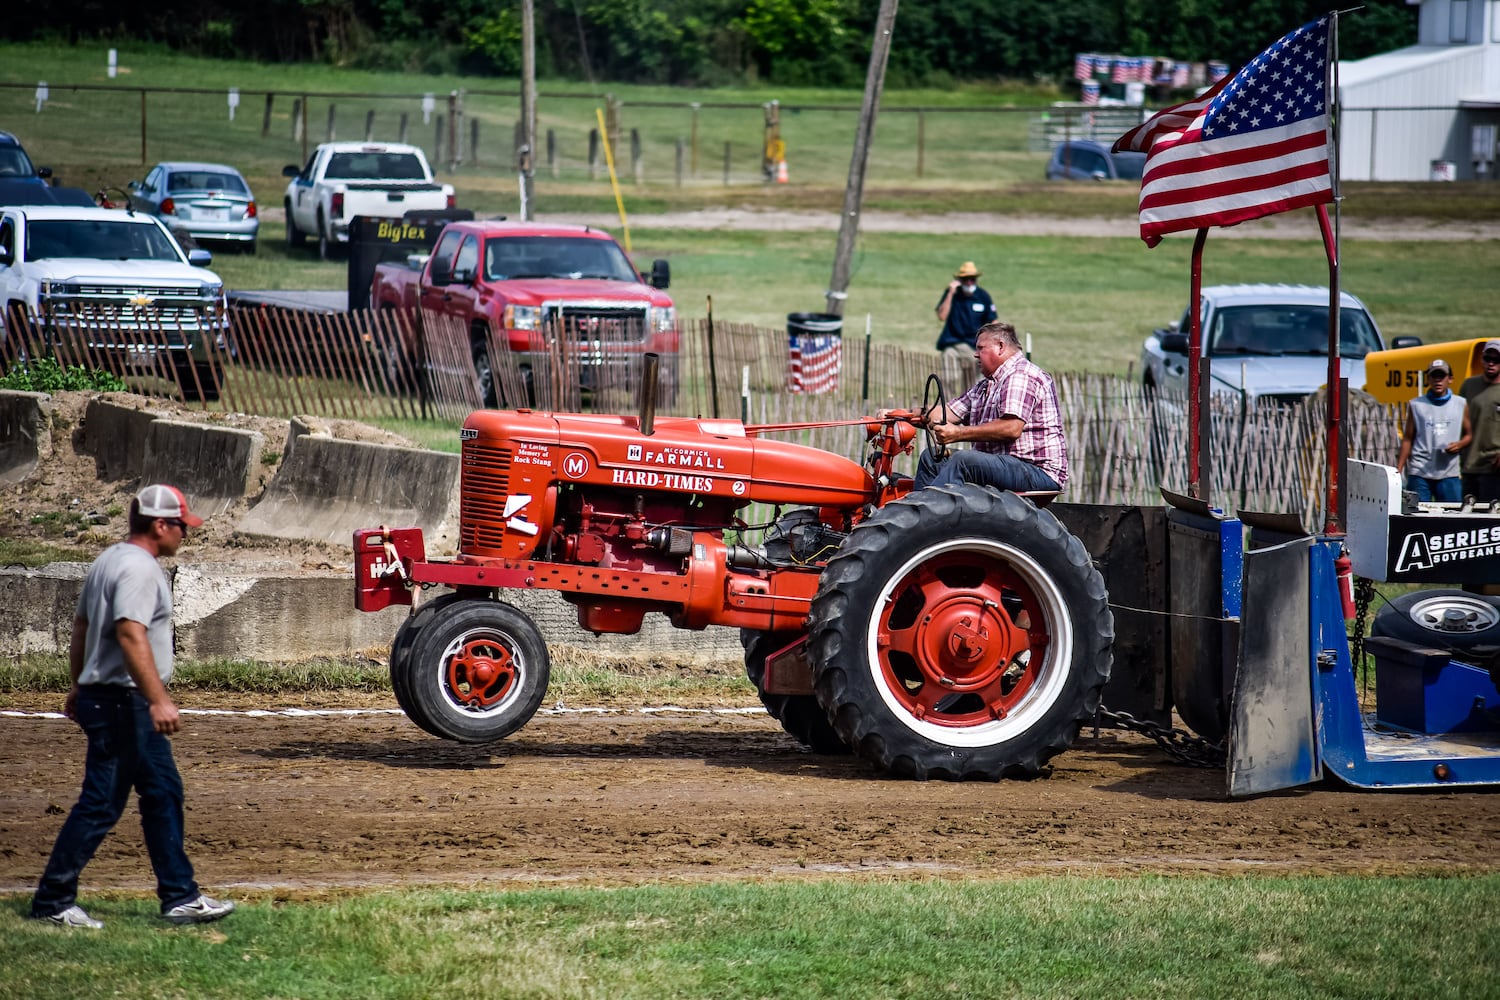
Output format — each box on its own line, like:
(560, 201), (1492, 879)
(4, 699), (1498, 895)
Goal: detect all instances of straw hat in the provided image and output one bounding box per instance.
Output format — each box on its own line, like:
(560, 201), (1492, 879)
(954, 261), (981, 279)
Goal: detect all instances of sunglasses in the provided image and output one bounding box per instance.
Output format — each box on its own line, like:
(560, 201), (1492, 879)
(162, 518), (189, 533)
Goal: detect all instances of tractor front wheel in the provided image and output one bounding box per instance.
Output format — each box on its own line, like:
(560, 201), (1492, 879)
(400, 599), (550, 743)
(741, 630), (849, 755)
(808, 485), (1112, 780)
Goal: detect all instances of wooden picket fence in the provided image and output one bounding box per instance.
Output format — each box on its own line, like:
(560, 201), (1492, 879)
(3, 304), (1400, 527)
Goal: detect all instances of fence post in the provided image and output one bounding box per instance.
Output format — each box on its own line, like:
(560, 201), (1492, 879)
(547, 128), (557, 178)
(139, 89), (147, 164)
(398, 111), (408, 144)
(447, 91), (460, 172)
(261, 93), (274, 138)
(917, 110), (925, 178)
(675, 138), (684, 188)
(605, 94), (622, 166)
(364, 109), (375, 141)
(434, 114), (445, 166)
(326, 103), (336, 142)
(588, 128), (600, 180)
(690, 102), (700, 176)
(300, 94), (308, 163)
(723, 141), (731, 185)
(631, 128), (642, 184)
(470, 118), (480, 165)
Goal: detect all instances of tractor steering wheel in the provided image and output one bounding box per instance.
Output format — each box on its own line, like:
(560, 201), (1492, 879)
(919, 373), (949, 462)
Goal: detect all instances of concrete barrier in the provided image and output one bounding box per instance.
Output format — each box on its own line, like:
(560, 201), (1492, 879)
(143, 419), (265, 518)
(83, 395), (167, 481)
(0, 390), (52, 487)
(236, 424), (461, 549)
(1, 561), (743, 663)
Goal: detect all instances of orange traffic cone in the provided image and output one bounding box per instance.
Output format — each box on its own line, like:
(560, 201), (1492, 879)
(776, 159), (788, 183)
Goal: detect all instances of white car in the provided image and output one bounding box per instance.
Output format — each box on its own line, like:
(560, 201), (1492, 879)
(282, 142), (455, 260)
(0, 204), (228, 399)
(1140, 283), (1416, 405)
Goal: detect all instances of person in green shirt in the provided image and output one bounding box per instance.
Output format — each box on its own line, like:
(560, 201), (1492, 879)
(1459, 339), (1500, 502)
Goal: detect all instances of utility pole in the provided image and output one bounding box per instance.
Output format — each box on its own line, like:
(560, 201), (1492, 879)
(520, 0), (537, 220)
(826, 0), (898, 317)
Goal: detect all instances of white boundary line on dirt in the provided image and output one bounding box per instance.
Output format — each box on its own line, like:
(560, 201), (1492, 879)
(1, 705), (766, 721)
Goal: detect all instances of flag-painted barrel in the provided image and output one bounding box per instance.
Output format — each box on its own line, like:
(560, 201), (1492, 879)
(786, 312), (842, 394)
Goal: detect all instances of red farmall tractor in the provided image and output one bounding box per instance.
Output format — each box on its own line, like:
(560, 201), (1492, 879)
(354, 363), (1113, 780)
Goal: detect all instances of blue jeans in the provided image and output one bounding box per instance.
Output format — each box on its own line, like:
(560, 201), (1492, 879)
(1406, 476), (1462, 503)
(913, 447), (1062, 493)
(31, 686), (199, 917)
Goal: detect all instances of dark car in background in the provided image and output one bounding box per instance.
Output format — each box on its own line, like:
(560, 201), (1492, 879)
(126, 161), (259, 253)
(1045, 140), (1146, 181)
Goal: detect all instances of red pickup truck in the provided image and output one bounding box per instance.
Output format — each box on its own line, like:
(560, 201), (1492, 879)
(369, 219), (676, 406)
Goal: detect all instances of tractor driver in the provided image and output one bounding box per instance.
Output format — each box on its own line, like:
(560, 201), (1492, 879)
(887, 321), (1069, 495)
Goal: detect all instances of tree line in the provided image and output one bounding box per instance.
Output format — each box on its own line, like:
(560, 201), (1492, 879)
(6, 1), (1417, 89)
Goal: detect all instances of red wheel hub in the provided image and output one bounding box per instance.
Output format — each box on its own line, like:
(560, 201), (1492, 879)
(876, 557), (1048, 726)
(446, 638), (518, 709)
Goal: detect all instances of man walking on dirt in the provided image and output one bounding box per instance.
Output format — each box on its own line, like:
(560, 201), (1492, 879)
(1459, 339), (1500, 502)
(30, 484), (235, 929)
(935, 261), (998, 388)
(900, 321), (1068, 494)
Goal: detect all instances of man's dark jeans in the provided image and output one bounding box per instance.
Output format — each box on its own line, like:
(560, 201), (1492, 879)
(31, 685), (199, 917)
(913, 447), (1062, 493)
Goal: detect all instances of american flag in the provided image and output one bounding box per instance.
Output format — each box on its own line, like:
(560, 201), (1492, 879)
(1074, 53), (1093, 81)
(1111, 17), (1333, 247)
(1112, 58), (1129, 83)
(1080, 81), (1100, 107)
(787, 333), (840, 394)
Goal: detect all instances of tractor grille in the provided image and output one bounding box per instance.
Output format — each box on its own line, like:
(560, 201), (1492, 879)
(460, 442), (513, 552)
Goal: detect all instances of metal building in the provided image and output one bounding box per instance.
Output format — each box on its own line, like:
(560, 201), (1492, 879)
(1339, 0), (1500, 180)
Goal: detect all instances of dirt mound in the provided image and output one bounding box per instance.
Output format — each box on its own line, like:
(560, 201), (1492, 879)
(3, 390), (417, 569)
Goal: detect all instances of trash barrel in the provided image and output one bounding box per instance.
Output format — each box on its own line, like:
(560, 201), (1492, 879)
(786, 312), (843, 394)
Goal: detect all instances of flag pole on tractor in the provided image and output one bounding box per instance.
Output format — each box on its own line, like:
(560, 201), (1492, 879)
(1112, 14), (1339, 522)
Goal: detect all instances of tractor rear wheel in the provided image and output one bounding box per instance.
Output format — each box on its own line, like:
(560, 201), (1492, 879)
(400, 599), (550, 743)
(741, 630), (849, 755)
(808, 485), (1112, 780)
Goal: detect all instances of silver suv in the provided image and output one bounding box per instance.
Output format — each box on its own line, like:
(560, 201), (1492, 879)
(1140, 283), (1416, 405)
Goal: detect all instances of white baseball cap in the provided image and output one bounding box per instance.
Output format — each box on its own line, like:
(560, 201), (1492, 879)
(135, 484), (203, 527)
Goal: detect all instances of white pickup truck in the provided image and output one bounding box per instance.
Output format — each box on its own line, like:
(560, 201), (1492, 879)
(282, 142), (455, 260)
(0, 204), (228, 399)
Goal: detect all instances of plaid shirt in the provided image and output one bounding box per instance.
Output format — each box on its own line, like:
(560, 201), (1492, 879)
(949, 352), (1069, 487)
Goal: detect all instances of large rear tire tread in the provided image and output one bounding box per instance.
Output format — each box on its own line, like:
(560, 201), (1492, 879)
(401, 599), (550, 744)
(808, 485), (1112, 781)
(741, 630), (850, 755)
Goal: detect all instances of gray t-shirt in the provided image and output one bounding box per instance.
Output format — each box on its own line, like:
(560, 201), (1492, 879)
(74, 541), (174, 687)
(1406, 393), (1465, 480)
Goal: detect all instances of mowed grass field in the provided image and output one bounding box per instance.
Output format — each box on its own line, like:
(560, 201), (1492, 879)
(5, 42), (1500, 374)
(5, 43), (1500, 997)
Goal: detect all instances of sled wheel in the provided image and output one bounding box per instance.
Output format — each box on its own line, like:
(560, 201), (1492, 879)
(741, 630), (850, 755)
(808, 484), (1112, 780)
(1371, 589), (1500, 658)
(401, 599), (550, 743)
(388, 593), (466, 732)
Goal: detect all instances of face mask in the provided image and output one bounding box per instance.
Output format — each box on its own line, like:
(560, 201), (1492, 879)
(960, 281), (976, 293)
(1426, 387), (1450, 402)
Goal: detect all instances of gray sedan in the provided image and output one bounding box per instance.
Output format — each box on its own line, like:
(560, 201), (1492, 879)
(126, 161), (259, 253)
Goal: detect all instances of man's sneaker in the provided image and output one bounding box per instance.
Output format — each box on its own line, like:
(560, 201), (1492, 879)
(162, 894), (235, 925)
(33, 904), (103, 929)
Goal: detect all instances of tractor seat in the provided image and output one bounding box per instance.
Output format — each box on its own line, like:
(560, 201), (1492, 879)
(1016, 490), (1060, 507)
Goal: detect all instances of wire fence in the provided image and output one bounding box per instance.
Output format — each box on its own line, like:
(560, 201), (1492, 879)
(3, 304), (1399, 527)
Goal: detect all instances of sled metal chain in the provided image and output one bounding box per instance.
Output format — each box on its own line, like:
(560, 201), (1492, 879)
(1350, 576), (1376, 698)
(1095, 706), (1226, 769)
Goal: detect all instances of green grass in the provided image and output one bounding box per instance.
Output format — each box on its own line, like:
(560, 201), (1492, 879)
(0, 649), (751, 703)
(2, 876), (1496, 999)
